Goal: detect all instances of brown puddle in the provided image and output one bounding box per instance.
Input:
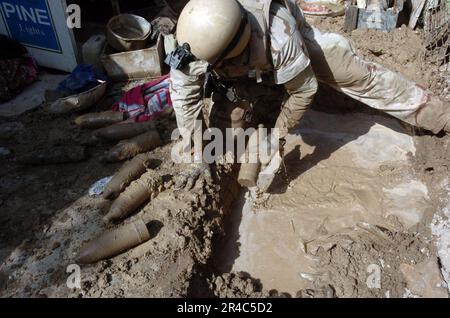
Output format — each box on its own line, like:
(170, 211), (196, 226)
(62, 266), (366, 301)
(216, 110), (430, 295)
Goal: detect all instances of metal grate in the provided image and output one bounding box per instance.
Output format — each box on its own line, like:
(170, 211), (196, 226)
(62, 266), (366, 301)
(422, 0), (450, 99)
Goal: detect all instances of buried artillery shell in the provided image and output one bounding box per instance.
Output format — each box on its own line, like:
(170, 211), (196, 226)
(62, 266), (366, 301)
(93, 121), (156, 142)
(102, 153), (156, 200)
(75, 111), (126, 129)
(101, 129), (163, 163)
(238, 126), (261, 188)
(77, 219), (150, 264)
(103, 170), (163, 223)
(238, 162), (261, 188)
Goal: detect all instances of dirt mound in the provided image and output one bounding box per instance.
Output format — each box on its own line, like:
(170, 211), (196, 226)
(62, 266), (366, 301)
(314, 229), (431, 297)
(0, 108), (242, 297)
(208, 272), (268, 298)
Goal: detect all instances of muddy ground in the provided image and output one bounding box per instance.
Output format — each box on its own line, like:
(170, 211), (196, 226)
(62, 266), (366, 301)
(0, 15), (449, 298)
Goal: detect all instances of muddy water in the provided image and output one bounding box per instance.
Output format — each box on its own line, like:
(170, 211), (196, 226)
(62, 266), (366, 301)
(113, 26), (145, 39)
(216, 110), (431, 295)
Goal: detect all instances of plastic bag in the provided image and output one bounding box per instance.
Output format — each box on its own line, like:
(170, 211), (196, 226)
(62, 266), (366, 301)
(57, 64), (108, 95)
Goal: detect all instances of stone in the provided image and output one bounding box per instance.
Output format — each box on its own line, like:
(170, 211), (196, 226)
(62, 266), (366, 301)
(400, 259), (448, 298)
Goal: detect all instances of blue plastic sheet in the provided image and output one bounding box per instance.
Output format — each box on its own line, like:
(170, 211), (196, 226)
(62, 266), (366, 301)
(57, 64), (108, 95)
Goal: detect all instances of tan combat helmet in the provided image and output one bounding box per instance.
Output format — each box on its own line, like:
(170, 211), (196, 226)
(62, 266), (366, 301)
(176, 0), (251, 65)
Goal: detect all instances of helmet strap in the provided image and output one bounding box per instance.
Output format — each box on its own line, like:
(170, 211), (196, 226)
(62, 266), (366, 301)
(212, 11), (249, 67)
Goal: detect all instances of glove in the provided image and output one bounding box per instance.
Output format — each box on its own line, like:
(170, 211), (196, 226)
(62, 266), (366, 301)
(175, 162), (213, 190)
(257, 134), (286, 192)
(257, 152), (283, 192)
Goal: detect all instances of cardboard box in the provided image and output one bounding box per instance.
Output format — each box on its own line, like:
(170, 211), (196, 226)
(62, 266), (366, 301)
(101, 35), (164, 82)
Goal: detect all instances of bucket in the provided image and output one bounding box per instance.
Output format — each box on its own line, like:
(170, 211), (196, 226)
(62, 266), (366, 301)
(106, 14), (152, 52)
(299, 1), (346, 17)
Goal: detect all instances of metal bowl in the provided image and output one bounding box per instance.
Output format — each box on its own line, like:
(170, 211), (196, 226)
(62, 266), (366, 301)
(106, 14), (152, 52)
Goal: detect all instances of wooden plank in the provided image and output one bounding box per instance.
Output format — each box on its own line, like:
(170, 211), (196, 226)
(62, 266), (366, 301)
(111, 0), (121, 15)
(344, 5), (359, 33)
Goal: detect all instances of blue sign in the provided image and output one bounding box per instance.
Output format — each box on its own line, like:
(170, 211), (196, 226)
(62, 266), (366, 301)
(0, 0), (61, 52)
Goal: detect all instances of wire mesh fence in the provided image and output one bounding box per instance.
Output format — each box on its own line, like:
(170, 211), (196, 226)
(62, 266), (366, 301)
(422, 0), (450, 99)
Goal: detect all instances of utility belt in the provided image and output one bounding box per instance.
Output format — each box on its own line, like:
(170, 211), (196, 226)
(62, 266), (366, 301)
(204, 69), (276, 102)
(205, 69), (283, 130)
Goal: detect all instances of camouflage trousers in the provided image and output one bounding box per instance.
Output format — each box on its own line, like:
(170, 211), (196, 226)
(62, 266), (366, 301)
(302, 26), (450, 133)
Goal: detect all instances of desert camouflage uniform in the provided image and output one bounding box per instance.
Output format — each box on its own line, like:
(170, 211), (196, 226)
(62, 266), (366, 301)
(170, 0), (450, 149)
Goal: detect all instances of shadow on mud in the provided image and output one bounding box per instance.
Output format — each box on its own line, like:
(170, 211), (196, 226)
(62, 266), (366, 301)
(267, 85), (413, 194)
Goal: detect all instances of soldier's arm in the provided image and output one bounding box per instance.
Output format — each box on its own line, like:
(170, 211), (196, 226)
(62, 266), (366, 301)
(170, 60), (214, 188)
(169, 60), (209, 157)
(275, 65), (318, 139)
(170, 60), (209, 134)
(270, 2), (317, 139)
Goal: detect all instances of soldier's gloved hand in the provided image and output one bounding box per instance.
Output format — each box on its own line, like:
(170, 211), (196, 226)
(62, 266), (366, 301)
(175, 162), (213, 190)
(257, 135), (286, 192)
